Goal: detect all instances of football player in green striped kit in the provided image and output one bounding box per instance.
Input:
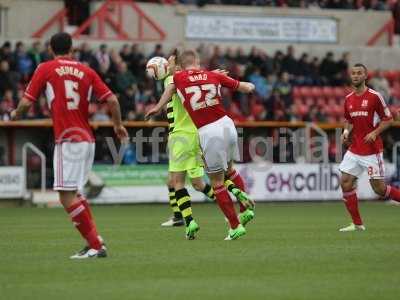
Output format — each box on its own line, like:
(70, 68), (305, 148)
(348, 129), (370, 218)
(147, 55), (253, 239)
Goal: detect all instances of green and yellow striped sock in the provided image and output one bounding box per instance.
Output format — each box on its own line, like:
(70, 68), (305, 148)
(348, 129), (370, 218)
(175, 188), (193, 226)
(169, 188), (182, 219)
(202, 184), (215, 201)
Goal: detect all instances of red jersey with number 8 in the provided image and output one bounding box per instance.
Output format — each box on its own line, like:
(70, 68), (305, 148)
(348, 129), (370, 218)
(344, 88), (392, 155)
(173, 69), (239, 128)
(24, 57), (113, 143)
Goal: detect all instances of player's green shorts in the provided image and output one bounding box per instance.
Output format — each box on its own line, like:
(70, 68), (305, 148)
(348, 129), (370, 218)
(168, 131), (204, 178)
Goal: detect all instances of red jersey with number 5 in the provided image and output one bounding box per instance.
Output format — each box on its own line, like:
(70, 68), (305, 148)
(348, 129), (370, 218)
(344, 88), (392, 155)
(24, 57), (113, 143)
(173, 69), (239, 128)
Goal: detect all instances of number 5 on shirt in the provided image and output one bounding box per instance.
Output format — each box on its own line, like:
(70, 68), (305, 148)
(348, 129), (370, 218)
(65, 80), (80, 110)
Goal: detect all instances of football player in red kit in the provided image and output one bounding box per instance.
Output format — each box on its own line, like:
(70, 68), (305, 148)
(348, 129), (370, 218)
(11, 33), (128, 257)
(339, 63), (400, 231)
(147, 50), (255, 240)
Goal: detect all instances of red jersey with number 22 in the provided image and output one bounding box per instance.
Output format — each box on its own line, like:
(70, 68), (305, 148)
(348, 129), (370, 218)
(24, 57), (113, 143)
(173, 69), (239, 128)
(344, 88), (392, 155)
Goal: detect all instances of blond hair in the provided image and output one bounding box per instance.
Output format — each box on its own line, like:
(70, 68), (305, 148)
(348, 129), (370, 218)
(178, 49), (199, 69)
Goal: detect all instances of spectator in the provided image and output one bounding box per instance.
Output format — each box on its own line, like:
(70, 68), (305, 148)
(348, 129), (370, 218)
(40, 41), (53, 62)
(92, 105), (111, 121)
(248, 67), (269, 100)
(319, 52), (338, 85)
(95, 44), (111, 73)
(297, 53), (313, 85)
(336, 52), (350, 85)
(0, 60), (19, 97)
(129, 44), (146, 78)
(0, 41), (13, 65)
(13, 42), (34, 80)
(120, 44), (132, 63)
(79, 42), (97, 68)
(0, 90), (15, 120)
(149, 44), (165, 58)
(28, 41), (43, 70)
(281, 45), (297, 76)
(114, 61), (137, 95)
(369, 70), (391, 102)
(274, 72), (293, 108)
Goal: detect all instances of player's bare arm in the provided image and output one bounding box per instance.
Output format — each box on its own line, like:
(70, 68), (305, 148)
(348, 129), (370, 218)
(10, 97), (33, 120)
(106, 95), (128, 141)
(364, 118), (393, 143)
(237, 82), (255, 94)
(145, 83), (176, 119)
(341, 121), (353, 144)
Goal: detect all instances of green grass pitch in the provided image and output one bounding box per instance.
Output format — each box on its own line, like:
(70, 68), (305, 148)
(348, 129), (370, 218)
(1, 202), (400, 300)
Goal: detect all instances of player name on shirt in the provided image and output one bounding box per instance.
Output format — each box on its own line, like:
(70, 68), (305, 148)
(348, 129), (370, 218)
(55, 66), (84, 79)
(189, 74), (208, 82)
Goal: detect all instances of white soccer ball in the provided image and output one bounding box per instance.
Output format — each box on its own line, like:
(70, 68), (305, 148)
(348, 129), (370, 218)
(146, 56), (169, 80)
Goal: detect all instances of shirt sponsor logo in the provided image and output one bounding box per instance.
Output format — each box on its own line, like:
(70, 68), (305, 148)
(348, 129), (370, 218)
(350, 111), (368, 117)
(361, 99), (368, 107)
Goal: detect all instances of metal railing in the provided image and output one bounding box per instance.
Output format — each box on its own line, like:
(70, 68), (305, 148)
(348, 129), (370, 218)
(22, 143), (46, 193)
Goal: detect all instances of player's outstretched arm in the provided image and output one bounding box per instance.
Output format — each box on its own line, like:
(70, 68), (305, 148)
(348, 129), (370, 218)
(106, 95), (129, 141)
(145, 83), (176, 120)
(237, 82), (255, 94)
(10, 97), (33, 120)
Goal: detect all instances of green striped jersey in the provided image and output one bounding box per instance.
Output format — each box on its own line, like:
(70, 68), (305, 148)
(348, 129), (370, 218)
(164, 75), (197, 134)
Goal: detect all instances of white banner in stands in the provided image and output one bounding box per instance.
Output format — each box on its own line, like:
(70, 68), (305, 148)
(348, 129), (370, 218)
(234, 163), (395, 201)
(186, 13), (338, 43)
(0, 167), (25, 199)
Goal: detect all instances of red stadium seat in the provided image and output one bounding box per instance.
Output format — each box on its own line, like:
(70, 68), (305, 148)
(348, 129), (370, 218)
(367, 70), (376, 80)
(305, 97), (314, 107)
(383, 70), (398, 84)
(322, 86), (334, 98)
(299, 86), (313, 98)
(311, 86), (322, 98)
(294, 97), (304, 105)
(316, 97), (327, 108)
(293, 87), (301, 98)
(333, 87), (346, 99)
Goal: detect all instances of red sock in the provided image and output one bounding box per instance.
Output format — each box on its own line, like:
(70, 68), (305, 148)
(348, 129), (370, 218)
(77, 194), (93, 221)
(66, 200), (101, 250)
(385, 185), (400, 202)
(343, 189), (363, 225)
(227, 169), (247, 213)
(214, 185), (240, 229)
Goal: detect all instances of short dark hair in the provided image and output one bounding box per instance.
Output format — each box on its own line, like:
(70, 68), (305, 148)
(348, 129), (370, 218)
(353, 63), (368, 73)
(50, 32), (72, 55)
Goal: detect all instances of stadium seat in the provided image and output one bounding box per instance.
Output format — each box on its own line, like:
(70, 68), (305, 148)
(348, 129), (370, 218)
(322, 86), (334, 98)
(333, 87), (346, 99)
(293, 87), (301, 98)
(305, 97), (314, 107)
(294, 97), (304, 105)
(311, 86), (322, 98)
(383, 70), (398, 84)
(316, 97), (327, 107)
(299, 86), (313, 98)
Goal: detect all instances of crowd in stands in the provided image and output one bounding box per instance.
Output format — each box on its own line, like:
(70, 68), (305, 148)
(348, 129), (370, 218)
(1, 41), (400, 124)
(177, 0), (395, 10)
